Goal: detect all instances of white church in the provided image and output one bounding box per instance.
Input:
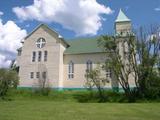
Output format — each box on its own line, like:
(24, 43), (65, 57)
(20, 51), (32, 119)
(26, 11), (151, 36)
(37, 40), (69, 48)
(16, 9), (135, 90)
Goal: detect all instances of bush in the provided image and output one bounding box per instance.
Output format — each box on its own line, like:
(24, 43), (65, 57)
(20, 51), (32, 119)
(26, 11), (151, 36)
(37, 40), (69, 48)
(74, 91), (99, 103)
(32, 87), (51, 96)
(145, 73), (160, 99)
(0, 69), (19, 99)
(73, 90), (127, 103)
(105, 91), (127, 102)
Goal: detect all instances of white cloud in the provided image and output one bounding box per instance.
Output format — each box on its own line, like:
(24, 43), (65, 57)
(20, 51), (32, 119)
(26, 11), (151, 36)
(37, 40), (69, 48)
(154, 7), (160, 11)
(0, 17), (27, 68)
(0, 11), (3, 16)
(0, 54), (11, 68)
(13, 0), (113, 36)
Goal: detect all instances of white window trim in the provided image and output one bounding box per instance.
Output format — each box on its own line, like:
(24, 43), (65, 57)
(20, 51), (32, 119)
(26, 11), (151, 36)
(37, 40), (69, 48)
(44, 51), (48, 62)
(38, 51), (42, 62)
(68, 61), (74, 79)
(30, 72), (34, 79)
(32, 51), (36, 62)
(86, 60), (93, 72)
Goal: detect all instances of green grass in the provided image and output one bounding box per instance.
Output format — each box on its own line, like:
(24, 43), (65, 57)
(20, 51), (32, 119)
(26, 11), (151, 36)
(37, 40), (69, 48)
(0, 90), (160, 120)
(0, 101), (160, 120)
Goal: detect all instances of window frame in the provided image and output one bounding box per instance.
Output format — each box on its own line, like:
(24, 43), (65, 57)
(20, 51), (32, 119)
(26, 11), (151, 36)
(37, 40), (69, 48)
(18, 50), (21, 56)
(44, 51), (48, 62)
(36, 72), (40, 79)
(38, 51), (42, 62)
(30, 72), (34, 79)
(36, 37), (46, 48)
(86, 60), (93, 72)
(32, 51), (36, 62)
(42, 71), (47, 80)
(68, 61), (74, 79)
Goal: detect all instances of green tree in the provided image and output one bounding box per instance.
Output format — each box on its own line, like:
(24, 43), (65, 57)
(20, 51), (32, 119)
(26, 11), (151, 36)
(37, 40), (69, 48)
(0, 69), (19, 99)
(99, 35), (137, 102)
(85, 65), (109, 102)
(99, 26), (160, 101)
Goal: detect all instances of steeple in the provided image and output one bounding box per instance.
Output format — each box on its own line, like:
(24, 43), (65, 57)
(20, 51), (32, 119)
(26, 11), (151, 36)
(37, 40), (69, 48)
(116, 9), (130, 22)
(115, 9), (132, 36)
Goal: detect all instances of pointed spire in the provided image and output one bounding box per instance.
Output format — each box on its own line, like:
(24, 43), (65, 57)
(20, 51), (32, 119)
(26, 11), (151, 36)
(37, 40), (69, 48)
(115, 9), (130, 22)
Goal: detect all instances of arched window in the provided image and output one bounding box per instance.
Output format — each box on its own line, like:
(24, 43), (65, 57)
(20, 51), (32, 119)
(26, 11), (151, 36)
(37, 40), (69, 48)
(86, 60), (92, 72)
(68, 61), (74, 79)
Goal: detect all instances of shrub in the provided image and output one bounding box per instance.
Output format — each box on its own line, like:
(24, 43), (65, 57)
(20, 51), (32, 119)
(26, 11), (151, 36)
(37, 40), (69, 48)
(145, 72), (160, 99)
(73, 91), (103, 103)
(32, 87), (51, 96)
(0, 69), (19, 99)
(105, 91), (127, 103)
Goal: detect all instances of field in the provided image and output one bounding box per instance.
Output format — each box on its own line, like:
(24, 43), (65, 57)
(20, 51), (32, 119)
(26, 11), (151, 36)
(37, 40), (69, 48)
(0, 90), (160, 120)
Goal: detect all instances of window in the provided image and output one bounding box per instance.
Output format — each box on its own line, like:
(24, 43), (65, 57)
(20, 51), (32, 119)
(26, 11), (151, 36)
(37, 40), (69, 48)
(44, 51), (48, 61)
(86, 60), (92, 72)
(32, 51), (36, 62)
(18, 51), (21, 56)
(17, 49), (22, 56)
(42, 72), (47, 80)
(68, 61), (74, 79)
(36, 38), (46, 48)
(38, 51), (42, 62)
(36, 72), (40, 78)
(30, 72), (34, 79)
(106, 69), (111, 78)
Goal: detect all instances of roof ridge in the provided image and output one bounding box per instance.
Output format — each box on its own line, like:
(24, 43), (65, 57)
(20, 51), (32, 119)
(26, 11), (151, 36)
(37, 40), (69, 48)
(67, 36), (100, 41)
(24, 23), (69, 47)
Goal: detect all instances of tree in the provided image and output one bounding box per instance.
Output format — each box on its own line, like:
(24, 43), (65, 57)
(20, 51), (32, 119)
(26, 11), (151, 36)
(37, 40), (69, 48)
(0, 69), (19, 99)
(99, 35), (137, 102)
(33, 63), (50, 96)
(99, 26), (160, 101)
(85, 65), (109, 102)
(135, 26), (160, 97)
(10, 60), (19, 73)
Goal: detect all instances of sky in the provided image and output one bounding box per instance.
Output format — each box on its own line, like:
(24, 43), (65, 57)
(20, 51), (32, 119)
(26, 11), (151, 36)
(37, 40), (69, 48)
(0, 0), (160, 68)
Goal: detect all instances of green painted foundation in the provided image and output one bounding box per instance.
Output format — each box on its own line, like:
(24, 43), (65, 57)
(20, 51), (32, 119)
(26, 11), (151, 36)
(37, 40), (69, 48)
(17, 86), (123, 92)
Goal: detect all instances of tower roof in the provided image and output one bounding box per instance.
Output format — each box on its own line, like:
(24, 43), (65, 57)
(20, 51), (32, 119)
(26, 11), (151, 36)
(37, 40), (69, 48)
(115, 9), (131, 22)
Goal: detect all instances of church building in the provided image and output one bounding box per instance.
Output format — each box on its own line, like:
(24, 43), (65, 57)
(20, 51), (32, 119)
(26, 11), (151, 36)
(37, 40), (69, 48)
(16, 9), (134, 89)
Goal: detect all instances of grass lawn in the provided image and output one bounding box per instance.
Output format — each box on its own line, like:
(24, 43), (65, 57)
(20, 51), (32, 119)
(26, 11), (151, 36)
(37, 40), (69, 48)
(0, 90), (160, 120)
(0, 101), (160, 120)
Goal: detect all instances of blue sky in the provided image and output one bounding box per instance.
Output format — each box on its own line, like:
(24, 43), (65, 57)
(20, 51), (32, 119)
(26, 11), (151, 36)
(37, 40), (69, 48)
(0, 0), (160, 39)
(0, 0), (160, 67)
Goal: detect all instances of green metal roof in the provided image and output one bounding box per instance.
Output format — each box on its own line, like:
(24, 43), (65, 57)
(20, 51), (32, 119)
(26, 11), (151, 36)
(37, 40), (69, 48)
(64, 37), (103, 54)
(115, 9), (130, 22)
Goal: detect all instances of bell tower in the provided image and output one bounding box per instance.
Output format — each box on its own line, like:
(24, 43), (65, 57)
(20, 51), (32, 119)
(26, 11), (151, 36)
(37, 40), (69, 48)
(114, 9), (136, 89)
(115, 9), (131, 36)
(114, 9), (132, 60)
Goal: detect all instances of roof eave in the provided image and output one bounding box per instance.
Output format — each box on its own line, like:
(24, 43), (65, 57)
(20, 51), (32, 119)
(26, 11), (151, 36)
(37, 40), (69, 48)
(115, 19), (131, 23)
(24, 23), (69, 48)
